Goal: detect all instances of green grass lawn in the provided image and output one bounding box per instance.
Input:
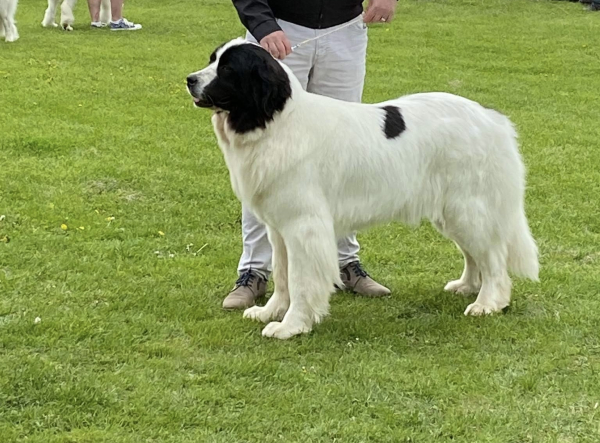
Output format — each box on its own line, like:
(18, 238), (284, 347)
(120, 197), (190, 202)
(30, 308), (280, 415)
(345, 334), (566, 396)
(1, 0), (599, 441)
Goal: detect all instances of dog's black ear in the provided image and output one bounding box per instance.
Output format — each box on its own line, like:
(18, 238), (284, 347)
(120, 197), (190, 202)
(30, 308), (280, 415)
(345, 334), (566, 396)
(250, 53), (292, 124)
(224, 44), (292, 133)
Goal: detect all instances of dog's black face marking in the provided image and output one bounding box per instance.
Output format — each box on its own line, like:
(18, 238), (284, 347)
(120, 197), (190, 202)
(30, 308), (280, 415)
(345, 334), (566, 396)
(381, 106), (406, 139)
(201, 44), (292, 134)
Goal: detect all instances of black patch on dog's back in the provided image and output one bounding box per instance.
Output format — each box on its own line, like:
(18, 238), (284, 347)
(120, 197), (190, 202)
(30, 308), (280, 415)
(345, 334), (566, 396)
(381, 106), (406, 139)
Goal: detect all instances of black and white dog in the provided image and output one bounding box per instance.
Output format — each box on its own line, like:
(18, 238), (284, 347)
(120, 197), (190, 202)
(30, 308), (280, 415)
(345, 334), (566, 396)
(187, 38), (539, 340)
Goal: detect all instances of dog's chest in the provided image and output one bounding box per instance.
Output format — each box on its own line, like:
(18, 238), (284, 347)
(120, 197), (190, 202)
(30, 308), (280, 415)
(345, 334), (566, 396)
(211, 113), (263, 203)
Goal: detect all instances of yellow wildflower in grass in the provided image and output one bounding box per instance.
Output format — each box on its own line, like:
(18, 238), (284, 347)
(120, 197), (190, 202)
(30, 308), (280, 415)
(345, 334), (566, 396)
(61, 224), (68, 231)
(158, 231), (165, 236)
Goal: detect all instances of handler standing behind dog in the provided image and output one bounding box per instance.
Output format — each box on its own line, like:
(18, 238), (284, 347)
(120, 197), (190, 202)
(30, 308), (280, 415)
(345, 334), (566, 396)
(223, 0), (398, 310)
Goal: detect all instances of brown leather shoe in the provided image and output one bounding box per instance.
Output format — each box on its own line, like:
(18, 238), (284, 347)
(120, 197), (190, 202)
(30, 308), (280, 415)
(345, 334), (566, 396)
(340, 261), (391, 297)
(222, 270), (267, 310)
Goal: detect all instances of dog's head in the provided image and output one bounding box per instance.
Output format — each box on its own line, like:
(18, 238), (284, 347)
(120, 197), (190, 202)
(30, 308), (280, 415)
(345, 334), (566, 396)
(187, 38), (292, 133)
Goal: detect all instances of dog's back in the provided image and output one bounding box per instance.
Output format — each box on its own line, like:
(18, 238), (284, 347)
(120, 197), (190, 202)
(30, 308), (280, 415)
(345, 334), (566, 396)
(289, 92), (524, 227)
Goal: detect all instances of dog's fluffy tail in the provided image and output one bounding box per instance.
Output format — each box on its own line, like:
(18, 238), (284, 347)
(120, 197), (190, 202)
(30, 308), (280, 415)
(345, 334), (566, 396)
(485, 107), (539, 281)
(507, 212), (539, 281)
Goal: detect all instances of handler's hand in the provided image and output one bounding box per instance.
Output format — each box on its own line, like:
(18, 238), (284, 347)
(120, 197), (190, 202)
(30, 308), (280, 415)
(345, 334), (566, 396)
(260, 31), (292, 60)
(364, 0), (397, 23)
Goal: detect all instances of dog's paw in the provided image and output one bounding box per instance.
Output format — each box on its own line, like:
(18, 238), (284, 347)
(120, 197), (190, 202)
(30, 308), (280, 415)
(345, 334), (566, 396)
(243, 306), (273, 323)
(243, 298), (288, 323)
(5, 35), (19, 43)
(444, 279), (480, 295)
(464, 302), (503, 316)
(62, 24), (73, 31)
(42, 21), (58, 28)
(262, 321), (310, 340)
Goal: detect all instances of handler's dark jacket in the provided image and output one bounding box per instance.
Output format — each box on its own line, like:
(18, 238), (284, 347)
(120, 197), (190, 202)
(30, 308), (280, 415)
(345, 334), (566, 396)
(232, 0), (363, 42)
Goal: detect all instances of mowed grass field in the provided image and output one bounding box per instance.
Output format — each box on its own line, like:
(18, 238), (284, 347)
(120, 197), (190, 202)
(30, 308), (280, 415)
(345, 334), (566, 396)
(1, 0), (599, 441)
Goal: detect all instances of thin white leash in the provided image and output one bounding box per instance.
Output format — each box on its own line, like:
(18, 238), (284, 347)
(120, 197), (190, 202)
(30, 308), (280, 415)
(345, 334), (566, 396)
(291, 14), (378, 51)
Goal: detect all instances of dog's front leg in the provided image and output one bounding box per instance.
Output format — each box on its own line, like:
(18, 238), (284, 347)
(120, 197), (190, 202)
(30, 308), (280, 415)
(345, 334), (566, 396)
(60, 0), (77, 31)
(261, 217), (339, 339)
(42, 0), (60, 27)
(244, 227), (290, 323)
(4, 19), (18, 42)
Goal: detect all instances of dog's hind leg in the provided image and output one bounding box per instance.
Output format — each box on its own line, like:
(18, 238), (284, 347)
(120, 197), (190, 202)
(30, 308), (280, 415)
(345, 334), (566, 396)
(1, 15), (18, 42)
(464, 244), (511, 315)
(99, 0), (111, 24)
(444, 244), (481, 295)
(436, 204), (511, 315)
(262, 216), (340, 339)
(433, 220), (481, 295)
(5, 0), (19, 42)
(0, 17), (9, 42)
(244, 227), (290, 323)
(5, 20), (18, 42)
(42, 0), (60, 27)
(60, 0), (77, 31)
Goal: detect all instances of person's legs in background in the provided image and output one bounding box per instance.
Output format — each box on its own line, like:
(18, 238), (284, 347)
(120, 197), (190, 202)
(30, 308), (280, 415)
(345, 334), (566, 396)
(109, 0), (142, 31)
(88, 0), (101, 23)
(223, 207), (270, 310)
(109, 0), (123, 21)
(88, 0), (110, 27)
(89, 0), (141, 30)
(579, 0), (600, 9)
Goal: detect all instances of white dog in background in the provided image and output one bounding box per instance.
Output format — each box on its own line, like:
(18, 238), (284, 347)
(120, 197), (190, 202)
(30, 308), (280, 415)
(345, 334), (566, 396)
(187, 39), (540, 340)
(0, 0), (18, 42)
(42, 0), (110, 31)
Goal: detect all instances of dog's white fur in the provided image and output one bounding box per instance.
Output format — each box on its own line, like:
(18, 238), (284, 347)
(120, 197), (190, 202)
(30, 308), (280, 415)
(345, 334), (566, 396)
(196, 39), (539, 339)
(0, 0), (19, 42)
(42, 0), (110, 31)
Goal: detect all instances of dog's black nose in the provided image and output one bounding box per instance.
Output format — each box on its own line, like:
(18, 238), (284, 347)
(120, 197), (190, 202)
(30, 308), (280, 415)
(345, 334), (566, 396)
(187, 76), (198, 87)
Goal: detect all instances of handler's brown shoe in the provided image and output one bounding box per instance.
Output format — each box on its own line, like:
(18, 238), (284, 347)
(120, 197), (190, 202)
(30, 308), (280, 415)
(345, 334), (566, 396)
(222, 270), (267, 310)
(340, 261), (391, 297)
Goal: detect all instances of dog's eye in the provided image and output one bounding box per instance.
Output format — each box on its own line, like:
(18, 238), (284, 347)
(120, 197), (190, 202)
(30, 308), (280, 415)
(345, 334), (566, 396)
(218, 65), (232, 75)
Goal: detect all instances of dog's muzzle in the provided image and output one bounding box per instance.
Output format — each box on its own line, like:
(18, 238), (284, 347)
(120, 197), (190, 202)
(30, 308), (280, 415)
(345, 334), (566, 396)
(186, 75), (212, 108)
